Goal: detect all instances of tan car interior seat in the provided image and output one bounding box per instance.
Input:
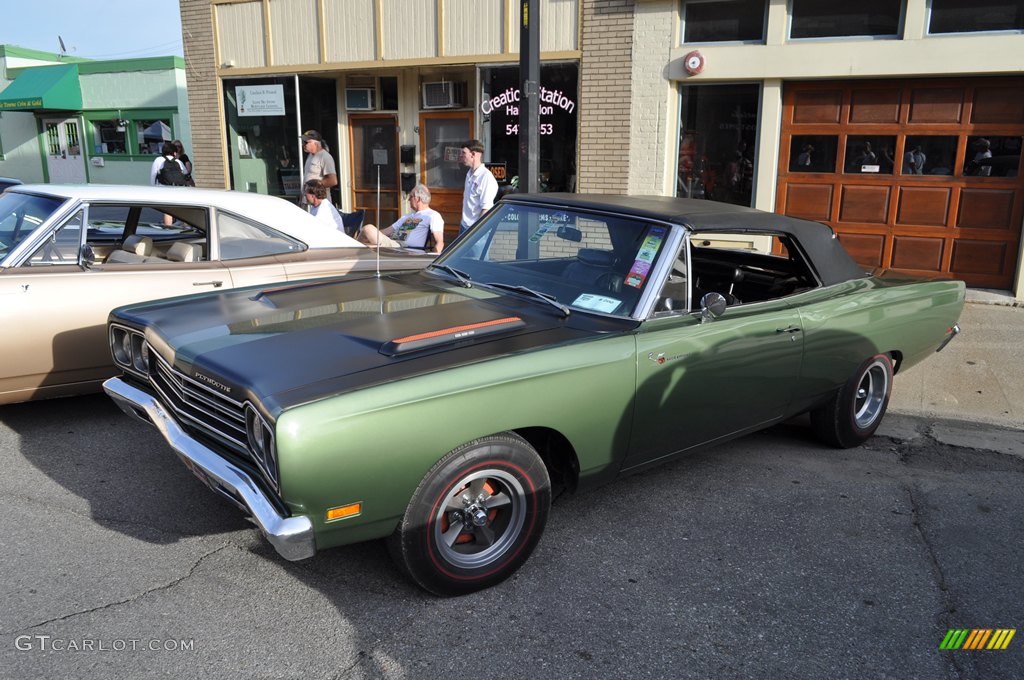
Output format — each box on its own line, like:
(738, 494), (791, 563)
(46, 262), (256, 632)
(105, 235), (154, 264)
(166, 242), (201, 262)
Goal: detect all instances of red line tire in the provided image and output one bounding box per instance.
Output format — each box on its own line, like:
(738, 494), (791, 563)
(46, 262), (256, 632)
(811, 353), (893, 448)
(387, 433), (551, 596)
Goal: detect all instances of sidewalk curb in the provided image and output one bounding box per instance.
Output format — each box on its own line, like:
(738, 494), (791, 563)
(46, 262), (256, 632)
(965, 288), (1023, 308)
(878, 413), (1024, 459)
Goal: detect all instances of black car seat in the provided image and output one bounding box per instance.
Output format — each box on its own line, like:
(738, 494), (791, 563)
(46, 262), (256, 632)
(564, 248), (621, 292)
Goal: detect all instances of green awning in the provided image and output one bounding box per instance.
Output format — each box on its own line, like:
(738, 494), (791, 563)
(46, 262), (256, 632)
(0, 64), (82, 111)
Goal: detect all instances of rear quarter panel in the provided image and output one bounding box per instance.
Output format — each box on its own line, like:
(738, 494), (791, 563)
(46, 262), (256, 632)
(788, 276), (965, 414)
(274, 334), (637, 549)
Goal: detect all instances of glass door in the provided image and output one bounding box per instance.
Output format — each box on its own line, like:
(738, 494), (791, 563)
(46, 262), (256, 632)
(419, 111), (473, 243)
(43, 118), (87, 184)
(349, 115), (400, 228)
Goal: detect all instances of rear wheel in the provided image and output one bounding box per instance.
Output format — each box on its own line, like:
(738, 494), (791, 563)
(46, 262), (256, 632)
(811, 354), (893, 448)
(387, 433), (551, 596)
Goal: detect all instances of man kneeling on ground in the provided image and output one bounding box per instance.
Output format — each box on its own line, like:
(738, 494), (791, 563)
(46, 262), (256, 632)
(361, 183), (444, 254)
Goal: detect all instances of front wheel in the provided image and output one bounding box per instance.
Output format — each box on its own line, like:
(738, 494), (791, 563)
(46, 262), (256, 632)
(387, 433), (551, 596)
(811, 353), (893, 448)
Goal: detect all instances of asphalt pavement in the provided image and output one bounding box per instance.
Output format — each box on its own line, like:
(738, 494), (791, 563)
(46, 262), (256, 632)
(0, 289), (1021, 679)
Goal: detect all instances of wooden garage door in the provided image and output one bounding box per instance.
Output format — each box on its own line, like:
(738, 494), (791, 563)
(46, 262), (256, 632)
(776, 78), (1024, 289)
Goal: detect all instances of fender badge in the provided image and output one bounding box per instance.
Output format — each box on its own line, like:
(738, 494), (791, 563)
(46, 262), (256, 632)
(648, 352), (687, 365)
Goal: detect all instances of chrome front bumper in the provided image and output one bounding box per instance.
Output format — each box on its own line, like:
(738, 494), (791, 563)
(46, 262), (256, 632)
(103, 377), (316, 561)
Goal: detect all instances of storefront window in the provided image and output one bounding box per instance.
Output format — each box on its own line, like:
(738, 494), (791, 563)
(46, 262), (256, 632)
(677, 83), (759, 206)
(963, 135), (1022, 177)
(682, 0), (766, 43)
(929, 0), (1024, 34)
(789, 135), (838, 173)
(92, 120), (128, 154)
(844, 135), (896, 174)
(480, 63), (579, 193)
(902, 136), (957, 175)
(223, 77), (300, 199)
(136, 119), (172, 154)
(790, 0), (902, 39)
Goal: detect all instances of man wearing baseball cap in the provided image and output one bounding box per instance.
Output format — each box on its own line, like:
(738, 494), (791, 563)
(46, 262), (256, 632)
(301, 130), (338, 203)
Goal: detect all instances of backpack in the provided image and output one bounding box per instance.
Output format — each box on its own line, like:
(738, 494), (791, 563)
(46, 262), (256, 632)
(156, 158), (189, 186)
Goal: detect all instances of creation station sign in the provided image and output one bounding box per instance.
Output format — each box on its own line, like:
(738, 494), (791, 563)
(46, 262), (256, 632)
(481, 85), (576, 137)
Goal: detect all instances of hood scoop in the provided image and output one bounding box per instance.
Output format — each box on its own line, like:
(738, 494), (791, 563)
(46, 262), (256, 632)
(380, 316), (526, 356)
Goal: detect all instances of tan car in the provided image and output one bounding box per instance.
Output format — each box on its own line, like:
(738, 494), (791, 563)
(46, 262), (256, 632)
(0, 184), (429, 405)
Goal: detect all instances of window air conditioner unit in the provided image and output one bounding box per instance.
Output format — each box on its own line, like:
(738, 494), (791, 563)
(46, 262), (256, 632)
(345, 87), (375, 111)
(422, 81), (465, 109)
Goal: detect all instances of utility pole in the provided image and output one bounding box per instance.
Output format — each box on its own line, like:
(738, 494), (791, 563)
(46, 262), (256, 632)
(518, 0), (540, 194)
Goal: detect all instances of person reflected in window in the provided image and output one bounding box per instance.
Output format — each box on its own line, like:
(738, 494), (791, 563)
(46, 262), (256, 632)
(797, 143), (814, 168)
(967, 138), (993, 176)
(850, 142), (877, 172)
(903, 145), (926, 175)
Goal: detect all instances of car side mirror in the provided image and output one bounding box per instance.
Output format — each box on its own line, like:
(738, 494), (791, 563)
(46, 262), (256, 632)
(699, 292), (727, 323)
(80, 244), (96, 268)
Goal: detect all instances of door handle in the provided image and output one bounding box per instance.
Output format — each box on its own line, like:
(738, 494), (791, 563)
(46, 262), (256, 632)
(775, 326), (802, 334)
(193, 280), (224, 288)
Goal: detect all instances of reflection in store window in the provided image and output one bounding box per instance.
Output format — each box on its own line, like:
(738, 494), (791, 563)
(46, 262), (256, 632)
(844, 135), (896, 174)
(963, 136), (1021, 177)
(677, 83), (759, 206)
(789, 135), (838, 173)
(136, 119), (172, 154)
(902, 136), (956, 175)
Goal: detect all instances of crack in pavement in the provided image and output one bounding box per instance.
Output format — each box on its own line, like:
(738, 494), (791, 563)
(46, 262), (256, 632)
(3, 544), (233, 636)
(903, 482), (966, 680)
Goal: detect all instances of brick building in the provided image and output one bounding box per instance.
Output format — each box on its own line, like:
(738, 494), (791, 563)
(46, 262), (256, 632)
(180, 0), (1023, 298)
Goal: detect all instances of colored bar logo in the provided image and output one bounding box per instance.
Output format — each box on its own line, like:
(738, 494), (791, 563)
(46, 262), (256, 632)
(940, 629), (1015, 650)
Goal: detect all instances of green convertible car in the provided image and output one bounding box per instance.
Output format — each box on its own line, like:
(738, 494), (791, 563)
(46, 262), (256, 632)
(103, 194), (964, 595)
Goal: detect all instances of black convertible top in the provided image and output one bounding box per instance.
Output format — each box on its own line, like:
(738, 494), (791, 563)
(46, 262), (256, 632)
(505, 193), (869, 287)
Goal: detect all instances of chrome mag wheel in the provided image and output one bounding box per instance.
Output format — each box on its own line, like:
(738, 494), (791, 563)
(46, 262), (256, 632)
(854, 356), (891, 429)
(433, 469), (527, 570)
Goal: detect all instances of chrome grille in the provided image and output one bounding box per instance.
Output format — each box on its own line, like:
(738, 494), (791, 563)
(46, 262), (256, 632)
(150, 353), (247, 453)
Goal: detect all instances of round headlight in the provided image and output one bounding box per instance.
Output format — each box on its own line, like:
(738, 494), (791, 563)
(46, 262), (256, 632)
(111, 328), (131, 366)
(131, 338), (149, 373)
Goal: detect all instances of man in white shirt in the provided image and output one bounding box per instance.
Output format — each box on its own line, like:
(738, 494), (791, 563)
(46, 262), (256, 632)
(361, 183), (444, 253)
(303, 180), (363, 246)
(459, 139), (498, 235)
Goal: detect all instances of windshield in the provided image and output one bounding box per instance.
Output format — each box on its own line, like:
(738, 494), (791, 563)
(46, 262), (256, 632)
(0, 192), (65, 262)
(435, 202), (670, 318)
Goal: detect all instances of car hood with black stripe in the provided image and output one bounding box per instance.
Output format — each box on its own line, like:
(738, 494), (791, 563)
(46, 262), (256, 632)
(112, 270), (637, 413)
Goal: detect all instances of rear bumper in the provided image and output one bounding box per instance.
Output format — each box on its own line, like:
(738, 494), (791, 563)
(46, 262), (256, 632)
(936, 323), (960, 353)
(102, 377), (316, 561)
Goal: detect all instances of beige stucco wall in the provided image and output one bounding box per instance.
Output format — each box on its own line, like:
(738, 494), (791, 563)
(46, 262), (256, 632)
(213, 0), (580, 71)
